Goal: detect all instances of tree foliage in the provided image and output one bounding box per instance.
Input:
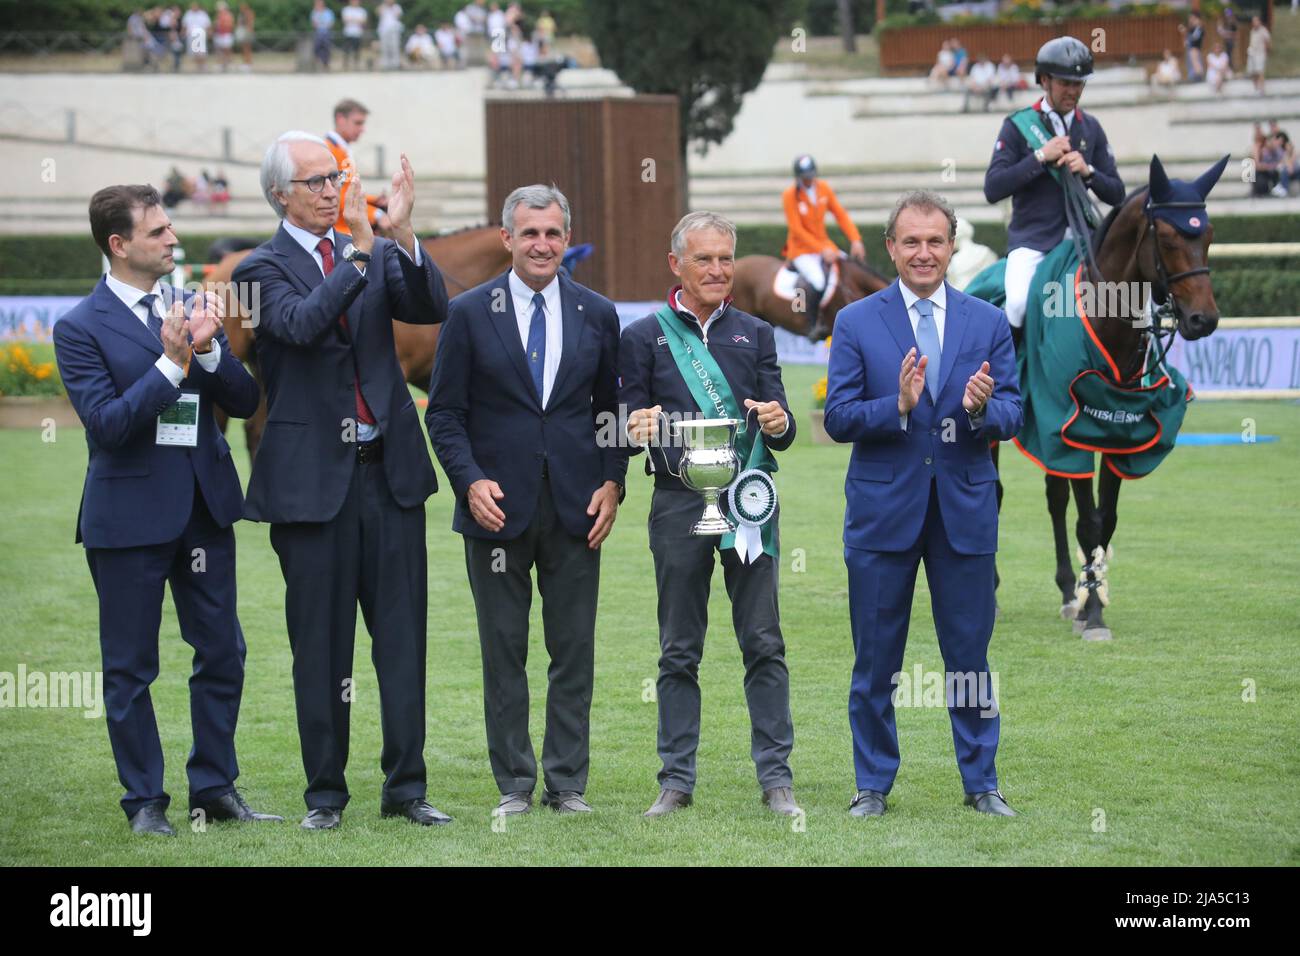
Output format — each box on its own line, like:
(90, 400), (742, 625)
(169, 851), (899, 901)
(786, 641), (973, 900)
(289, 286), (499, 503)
(583, 0), (801, 157)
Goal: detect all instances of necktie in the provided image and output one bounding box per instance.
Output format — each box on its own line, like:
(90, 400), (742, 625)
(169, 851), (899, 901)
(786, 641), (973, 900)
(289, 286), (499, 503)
(914, 297), (941, 403)
(526, 291), (546, 402)
(138, 293), (163, 341)
(316, 236), (376, 426)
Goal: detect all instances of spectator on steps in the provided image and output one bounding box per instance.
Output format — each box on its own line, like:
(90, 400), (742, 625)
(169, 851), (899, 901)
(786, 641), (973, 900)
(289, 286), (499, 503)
(311, 0), (334, 71)
(435, 22), (461, 68)
(236, 2), (254, 71)
(213, 1), (234, 72)
(949, 37), (968, 78)
(1151, 48), (1181, 94)
(1217, 7), (1239, 69)
(995, 54), (1021, 101)
(181, 1), (210, 72)
(1246, 15), (1270, 95)
(929, 39), (954, 87)
(963, 52), (997, 113)
(341, 0), (368, 71)
(1206, 42), (1231, 96)
(1179, 12), (1205, 82)
(377, 0), (404, 70)
(405, 23), (437, 68)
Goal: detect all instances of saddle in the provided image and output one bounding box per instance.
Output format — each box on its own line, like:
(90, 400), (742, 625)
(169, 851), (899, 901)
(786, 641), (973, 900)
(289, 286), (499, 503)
(773, 258), (840, 304)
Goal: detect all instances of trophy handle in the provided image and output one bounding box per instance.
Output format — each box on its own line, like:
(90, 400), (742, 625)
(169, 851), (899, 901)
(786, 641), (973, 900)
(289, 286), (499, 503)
(653, 409), (684, 481)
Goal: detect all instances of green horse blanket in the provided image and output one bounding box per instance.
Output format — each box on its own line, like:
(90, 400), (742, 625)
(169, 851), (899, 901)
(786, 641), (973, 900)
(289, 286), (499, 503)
(964, 239), (1193, 479)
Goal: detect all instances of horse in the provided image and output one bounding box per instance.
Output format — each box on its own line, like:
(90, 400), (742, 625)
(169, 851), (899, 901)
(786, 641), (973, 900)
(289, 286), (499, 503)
(981, 154), (1229, 641)
(204, 224), (513, 459)
(731, 254), (891, 341)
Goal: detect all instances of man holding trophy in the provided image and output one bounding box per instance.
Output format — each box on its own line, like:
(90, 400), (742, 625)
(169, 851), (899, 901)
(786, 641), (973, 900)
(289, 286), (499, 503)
(620, 211), (799, 819)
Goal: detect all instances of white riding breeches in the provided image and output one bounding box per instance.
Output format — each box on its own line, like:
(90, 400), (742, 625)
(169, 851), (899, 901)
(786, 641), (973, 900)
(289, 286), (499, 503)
(792, 253), (828, 292)
(1004, 246), (1046, 329)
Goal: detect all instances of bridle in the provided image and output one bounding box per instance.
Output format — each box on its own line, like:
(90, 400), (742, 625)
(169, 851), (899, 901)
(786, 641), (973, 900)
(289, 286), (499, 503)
(1129, 197), (1213, 381)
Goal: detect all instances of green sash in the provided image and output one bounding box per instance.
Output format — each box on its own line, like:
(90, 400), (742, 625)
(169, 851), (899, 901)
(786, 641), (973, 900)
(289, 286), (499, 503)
(1010, 106), (1062, 186)
(654, 305), (778, 559)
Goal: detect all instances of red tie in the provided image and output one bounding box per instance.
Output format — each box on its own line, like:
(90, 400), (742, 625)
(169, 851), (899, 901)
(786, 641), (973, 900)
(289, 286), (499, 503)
(317, 237), (376, 426)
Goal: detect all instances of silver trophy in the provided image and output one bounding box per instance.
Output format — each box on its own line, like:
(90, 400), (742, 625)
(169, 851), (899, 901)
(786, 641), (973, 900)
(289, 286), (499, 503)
(666, 417), (742, 535)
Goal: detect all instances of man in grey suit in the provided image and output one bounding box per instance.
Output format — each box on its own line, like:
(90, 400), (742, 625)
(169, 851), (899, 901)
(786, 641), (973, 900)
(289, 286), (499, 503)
(426, 184), (626, 815)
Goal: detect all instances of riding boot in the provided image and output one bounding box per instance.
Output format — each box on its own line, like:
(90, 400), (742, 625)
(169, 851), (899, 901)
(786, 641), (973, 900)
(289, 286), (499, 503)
(804, 283), (827, 341)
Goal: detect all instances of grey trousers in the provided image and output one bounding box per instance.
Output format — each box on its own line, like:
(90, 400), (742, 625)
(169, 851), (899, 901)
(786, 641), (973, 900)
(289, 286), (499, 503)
(464, 476), (600, 795)
(648, 487), (794, 793)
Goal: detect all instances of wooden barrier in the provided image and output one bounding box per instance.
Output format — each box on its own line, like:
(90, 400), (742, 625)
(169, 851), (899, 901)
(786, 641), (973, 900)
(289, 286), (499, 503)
(485, 95), (683, 301)
(879, 14), (1183, 74)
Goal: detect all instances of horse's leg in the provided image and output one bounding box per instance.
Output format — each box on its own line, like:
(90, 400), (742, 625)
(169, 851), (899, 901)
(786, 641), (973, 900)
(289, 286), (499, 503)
(1045, 475), (1075, 617)
(1098, 462), (1121, 554)
(1070, 474), (1111, 641)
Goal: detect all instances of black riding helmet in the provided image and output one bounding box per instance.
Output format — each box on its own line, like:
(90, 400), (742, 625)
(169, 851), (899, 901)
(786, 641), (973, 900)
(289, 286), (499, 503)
(793, 154), (817, 180)
(1034, 36), (1094, 84)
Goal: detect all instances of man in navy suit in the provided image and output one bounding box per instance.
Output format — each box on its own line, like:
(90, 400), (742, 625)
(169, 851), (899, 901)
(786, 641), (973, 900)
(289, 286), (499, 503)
(53, 184), (278, 835)
(233, 132), (449, 830)
(824, 191), (1023, 818)
(427, 184), (624, 816)
(620, 212), (800, 820)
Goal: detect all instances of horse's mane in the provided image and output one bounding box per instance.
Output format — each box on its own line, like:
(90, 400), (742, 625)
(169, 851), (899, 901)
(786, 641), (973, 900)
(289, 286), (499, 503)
(1090, 185), (1149, 257)
(842, 255), (890, 285)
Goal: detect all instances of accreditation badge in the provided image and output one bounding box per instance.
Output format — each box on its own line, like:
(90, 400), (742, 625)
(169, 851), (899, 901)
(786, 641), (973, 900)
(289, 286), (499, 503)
(156, 391), (200, 447)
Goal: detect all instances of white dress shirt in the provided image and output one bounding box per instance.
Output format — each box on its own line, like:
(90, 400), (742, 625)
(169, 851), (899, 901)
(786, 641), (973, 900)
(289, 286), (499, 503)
(103, 272), (221, 387)
(509, 270), (563, 407)
(896, 280), (984, 428)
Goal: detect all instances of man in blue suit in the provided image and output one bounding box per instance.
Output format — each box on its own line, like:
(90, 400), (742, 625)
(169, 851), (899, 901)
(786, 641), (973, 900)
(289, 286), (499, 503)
(234, 133), (450, 830)
(427, 184), (625, 816)
(824, 191), (1023, 818)
(53, 184), (278, 835)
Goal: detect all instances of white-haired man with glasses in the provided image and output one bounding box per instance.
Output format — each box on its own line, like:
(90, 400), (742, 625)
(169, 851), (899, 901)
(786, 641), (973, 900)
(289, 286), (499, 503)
(233, 131), (450, 831)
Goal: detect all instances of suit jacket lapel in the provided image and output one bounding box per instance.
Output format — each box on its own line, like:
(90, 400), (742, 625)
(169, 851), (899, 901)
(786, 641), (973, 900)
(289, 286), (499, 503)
(93, 278), (163, 358)
(937, 282), (970, 398)
(485, 272), (541, 408)
(547, 274), (587, 410)
(881, 280), (918, 357)
(272, 223), (327, 296)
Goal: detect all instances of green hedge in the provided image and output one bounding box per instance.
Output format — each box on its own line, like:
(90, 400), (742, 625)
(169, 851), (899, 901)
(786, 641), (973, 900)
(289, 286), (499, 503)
(6, 215), (1298, 315)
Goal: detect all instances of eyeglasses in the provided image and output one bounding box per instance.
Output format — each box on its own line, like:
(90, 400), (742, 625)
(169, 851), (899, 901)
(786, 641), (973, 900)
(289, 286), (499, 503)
(290, 171), (348, 193)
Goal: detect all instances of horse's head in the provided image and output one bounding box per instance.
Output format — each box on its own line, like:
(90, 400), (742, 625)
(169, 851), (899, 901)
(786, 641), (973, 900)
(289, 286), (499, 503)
(1141, 154), (1230, 340)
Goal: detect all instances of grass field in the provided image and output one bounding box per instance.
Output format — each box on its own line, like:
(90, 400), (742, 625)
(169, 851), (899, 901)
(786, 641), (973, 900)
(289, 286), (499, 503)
(1, 365), (1297, 866)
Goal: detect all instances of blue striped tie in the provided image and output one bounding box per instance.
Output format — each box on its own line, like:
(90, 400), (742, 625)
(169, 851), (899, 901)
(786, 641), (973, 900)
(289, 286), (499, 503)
(914, 297), (941, 403)
(526, 291), (546, 402)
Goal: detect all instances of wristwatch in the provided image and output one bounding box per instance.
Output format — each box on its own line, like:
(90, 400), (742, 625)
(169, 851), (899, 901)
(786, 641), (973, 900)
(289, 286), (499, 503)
(341, 243), (372, 264)
(1034, 148), (1046, 164)
(1085, 163), (1096, 180)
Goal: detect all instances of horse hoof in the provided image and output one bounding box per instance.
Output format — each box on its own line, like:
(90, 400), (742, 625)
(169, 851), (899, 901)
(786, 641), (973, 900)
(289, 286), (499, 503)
(1072, 617), (1087, 634)
(1082, 626), (1112, 642)
(1059, 604), (1077, 621)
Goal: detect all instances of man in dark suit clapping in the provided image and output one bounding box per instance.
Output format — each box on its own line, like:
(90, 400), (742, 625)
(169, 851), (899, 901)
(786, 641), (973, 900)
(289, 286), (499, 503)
(54, 184), (279, 835)
(234, 132), (450, 830)
(426, 184), (625, 816)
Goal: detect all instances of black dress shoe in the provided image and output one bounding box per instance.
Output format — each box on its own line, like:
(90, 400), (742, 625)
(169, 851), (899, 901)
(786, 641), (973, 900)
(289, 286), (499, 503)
(301, 807), (343, 830)
(541, 790), (592, 813)
(129, 802), (176, 836)
(189, 789), (284, 823)
(848, 789), (887, 818)
(381, 798), (452, 826)
(964, 789), (1017, 816)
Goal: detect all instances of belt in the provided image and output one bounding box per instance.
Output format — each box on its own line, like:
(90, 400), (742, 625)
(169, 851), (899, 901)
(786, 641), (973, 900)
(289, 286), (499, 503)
(357, 436), (384, 464)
